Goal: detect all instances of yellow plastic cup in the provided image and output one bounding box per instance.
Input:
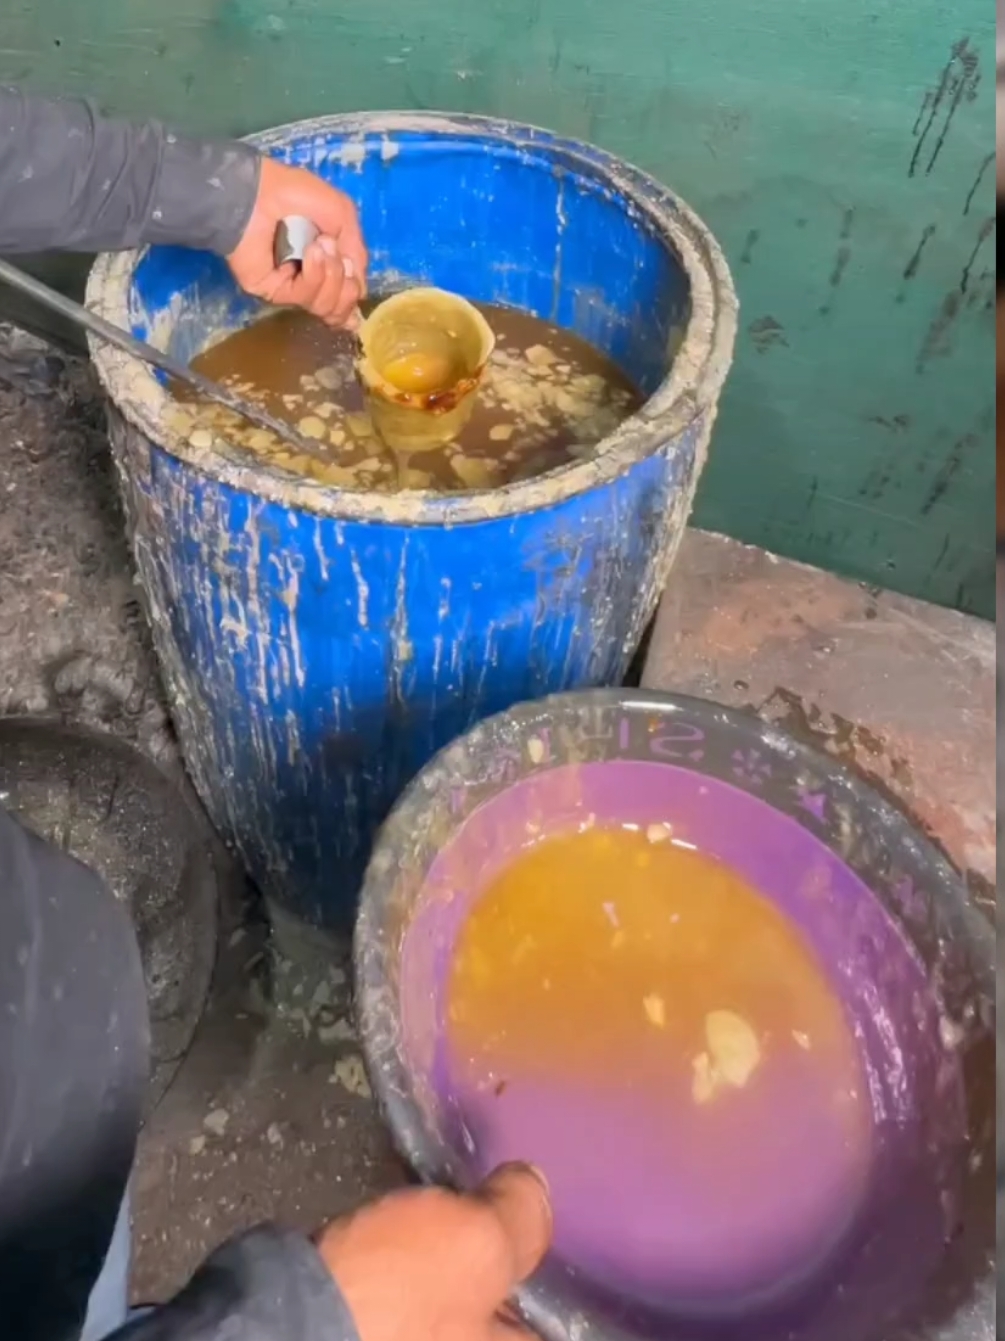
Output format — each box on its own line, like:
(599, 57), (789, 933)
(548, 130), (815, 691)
(356, 288), (495, 454)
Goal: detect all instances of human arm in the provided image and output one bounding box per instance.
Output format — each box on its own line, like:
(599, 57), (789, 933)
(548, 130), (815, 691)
(0, 85), (366, 325)
(0, 84), (259, 257)
(109, 1164), (551, 1341)
(109, 1226), (361, 1341)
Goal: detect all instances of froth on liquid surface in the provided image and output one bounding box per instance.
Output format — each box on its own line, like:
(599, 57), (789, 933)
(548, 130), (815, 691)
(445, 826), (873, 1313)
(173, 303), (640, 492)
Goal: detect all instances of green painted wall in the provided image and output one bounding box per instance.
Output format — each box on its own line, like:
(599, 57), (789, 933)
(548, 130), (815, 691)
(2, 0), (996, 615)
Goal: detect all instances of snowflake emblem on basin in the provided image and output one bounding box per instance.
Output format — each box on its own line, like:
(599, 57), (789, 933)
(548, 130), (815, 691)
(730, 748), (772, 787)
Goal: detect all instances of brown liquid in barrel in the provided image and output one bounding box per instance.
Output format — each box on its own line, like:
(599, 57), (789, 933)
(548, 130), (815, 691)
(173, 303), (642, 492)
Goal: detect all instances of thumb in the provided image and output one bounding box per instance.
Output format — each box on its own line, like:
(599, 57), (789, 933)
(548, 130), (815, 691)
(475, 1163), (553, 1286)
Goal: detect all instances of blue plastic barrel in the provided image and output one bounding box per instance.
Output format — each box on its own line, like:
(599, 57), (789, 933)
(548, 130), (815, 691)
(87, 113), (736, 938)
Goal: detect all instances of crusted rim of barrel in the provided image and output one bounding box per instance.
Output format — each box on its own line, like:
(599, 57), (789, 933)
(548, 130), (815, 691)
(86, 110), (738, 526)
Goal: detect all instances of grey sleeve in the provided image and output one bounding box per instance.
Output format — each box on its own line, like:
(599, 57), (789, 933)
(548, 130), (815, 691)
(110, 1225), (361, 1341)
(0, 85), (261, 256)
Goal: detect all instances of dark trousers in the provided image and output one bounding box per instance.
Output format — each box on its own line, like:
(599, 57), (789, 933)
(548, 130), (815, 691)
(0, 808), (149, 1341)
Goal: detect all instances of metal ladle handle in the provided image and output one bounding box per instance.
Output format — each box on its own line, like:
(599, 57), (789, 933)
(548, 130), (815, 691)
(274, 215), (364, 335)
(274, 216), (321, 268)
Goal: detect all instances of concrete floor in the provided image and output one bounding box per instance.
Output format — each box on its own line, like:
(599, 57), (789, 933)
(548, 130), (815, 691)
(641, 530), (996, 897)
(0, 322), (996, 1309)
(128, 912), (408, 1302)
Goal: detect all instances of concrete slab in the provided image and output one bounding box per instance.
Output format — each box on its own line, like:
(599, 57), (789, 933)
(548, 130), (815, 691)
(642, 529), (995, 910)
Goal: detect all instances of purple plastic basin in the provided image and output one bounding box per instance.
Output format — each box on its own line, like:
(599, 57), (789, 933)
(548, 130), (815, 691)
(355, 691), (995, 1341)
